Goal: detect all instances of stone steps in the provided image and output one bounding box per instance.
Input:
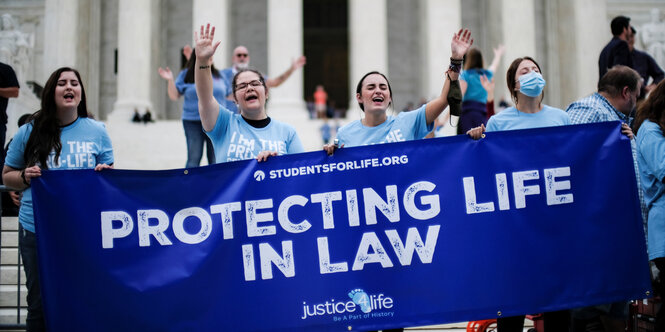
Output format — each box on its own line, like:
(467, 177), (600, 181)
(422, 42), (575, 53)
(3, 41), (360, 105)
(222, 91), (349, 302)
(0, 216), (26, 326)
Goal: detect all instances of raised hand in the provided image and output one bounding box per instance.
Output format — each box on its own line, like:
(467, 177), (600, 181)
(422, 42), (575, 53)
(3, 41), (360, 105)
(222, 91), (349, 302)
(158, 67), (174, 81)
(451, 29), (473, 59)
(182, 44), (193, 61)
(493, 44), (505, 58)
(194, 23), (221, 63)
(292, 56), (307, 70)
(479, 75), (494, 93)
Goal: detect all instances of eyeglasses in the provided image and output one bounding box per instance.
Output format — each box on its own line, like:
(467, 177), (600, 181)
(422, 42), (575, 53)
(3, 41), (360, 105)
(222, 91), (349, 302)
(235, 53), (248, 58)
(235, 80), (263, 91)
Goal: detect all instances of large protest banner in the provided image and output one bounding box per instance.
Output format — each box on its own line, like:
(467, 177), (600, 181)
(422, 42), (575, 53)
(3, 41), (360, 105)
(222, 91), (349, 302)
(32, 121), (650, 331)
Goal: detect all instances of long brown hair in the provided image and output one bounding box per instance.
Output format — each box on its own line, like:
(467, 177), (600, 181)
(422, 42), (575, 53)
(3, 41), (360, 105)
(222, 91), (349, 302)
(24, 67), (89, 169)
(634, 80), (665, 135)
(464, 48), (484, 70)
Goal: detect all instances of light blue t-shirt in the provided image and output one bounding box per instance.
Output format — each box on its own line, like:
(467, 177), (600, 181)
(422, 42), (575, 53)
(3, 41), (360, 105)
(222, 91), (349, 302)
(206, 106), (304, 163)
(175, 69), (229, 121)
(461, 68), (493, 103)
(636, 119), (665, 260)
(486, 105), (570, 132)
(336, 104), (433, 147)
(220, 67), (238, 114)
(5, 117), (114, 233)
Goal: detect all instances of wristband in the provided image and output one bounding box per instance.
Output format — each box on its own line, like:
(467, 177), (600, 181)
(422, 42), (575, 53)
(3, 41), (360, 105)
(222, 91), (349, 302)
(448, 63), (461, 73)
(20, 170), (29, 186)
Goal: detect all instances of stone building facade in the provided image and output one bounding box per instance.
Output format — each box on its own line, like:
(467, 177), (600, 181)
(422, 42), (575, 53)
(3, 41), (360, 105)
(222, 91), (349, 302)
(1, 0), (664, 136)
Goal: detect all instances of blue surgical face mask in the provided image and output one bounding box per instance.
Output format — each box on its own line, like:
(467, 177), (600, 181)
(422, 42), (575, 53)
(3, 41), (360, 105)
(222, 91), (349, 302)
(518, 71), (546, 97)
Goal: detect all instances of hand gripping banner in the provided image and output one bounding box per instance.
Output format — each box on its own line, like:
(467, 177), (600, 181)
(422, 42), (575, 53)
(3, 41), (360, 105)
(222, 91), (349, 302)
(32, 121), (650, 331)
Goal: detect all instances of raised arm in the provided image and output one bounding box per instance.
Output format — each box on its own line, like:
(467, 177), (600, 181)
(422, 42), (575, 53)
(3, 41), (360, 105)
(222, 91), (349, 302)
(425, 29), (473, 124)
(0, 87), (19, 99)
(157, 67), (180, 101)
(194, 24), (222, 132)
(487, 44), (505, 73)
(265, 56), (306, 88)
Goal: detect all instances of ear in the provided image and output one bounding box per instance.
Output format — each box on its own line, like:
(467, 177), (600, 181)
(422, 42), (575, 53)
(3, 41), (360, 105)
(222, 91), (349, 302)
(622, 86), (631, 99)
(356, 93), (362, 105)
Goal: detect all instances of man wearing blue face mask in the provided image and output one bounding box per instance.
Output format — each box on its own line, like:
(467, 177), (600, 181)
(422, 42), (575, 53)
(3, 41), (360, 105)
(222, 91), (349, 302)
(566, 65), (645, 332)
(599, 16), (633, 82)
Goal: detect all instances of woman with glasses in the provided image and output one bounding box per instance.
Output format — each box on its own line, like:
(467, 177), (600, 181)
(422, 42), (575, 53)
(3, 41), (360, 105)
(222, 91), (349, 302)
(194, 24), (303, 163)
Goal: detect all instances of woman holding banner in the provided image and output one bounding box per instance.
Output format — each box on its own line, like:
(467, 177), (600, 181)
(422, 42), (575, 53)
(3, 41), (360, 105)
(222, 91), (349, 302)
(322, 29), (472, 332)
(2, 67), (114, 331)
(467, 56), (569, 331)
(194, 24), (303, 163)
(323, 29), (473, 154)
(634, 79), (665, 331)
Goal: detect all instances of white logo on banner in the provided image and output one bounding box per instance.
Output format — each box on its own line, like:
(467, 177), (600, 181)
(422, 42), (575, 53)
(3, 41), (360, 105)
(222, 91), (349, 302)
(254, 170), (266, 182)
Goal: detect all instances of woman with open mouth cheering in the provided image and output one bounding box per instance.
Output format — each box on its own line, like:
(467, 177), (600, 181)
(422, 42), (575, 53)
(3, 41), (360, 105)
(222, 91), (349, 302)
(324, 29), (473, 154)
(194, 23), (304, 163)
(2, 67), (114, 331)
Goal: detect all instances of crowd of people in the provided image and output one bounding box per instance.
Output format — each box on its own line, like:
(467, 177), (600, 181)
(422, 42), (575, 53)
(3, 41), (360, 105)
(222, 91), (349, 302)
(2, 12), (665, 332)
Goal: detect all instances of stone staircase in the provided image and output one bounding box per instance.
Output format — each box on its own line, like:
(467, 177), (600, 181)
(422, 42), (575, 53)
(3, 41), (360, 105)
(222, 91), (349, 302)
(0, 216), (27, 327)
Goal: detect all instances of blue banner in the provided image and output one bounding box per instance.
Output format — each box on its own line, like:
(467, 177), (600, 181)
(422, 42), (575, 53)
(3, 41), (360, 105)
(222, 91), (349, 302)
(32, 121), (650, 331)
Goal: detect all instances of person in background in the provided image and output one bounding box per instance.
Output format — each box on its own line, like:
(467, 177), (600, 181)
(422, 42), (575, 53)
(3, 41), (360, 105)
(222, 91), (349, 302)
(2, 67), (114, 331)
(1, 113), (30, 216)
(158, 48), (228, 168)
(132, 108), (141, 123)
(457, 44), (504, 134)
(220, 45), (306, 113)
(314, 85), (328, 119)
(599, 15), (633, 81)
(634, 79), (665, 332)
(480, 74), (495, 119)
(0, 61), (19, 169)
(629, 26), (664, 99)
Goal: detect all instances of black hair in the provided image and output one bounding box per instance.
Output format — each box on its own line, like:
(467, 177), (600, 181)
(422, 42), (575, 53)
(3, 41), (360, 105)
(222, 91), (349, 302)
(611, 16), (630, 36)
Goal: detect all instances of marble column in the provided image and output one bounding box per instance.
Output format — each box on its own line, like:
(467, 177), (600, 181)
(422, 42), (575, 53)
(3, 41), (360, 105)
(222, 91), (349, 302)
(554, 0), (608, 106)
(193, 0), (229, 68)
(490, 0), (536, 104)
(420, 0), (461, 101)
(501, 0), (537, 67)
(43, 0), (79, 77)
(266, 0), (306, 118)
(111, 0), (155, 121)
(348, 0), (387, 115)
